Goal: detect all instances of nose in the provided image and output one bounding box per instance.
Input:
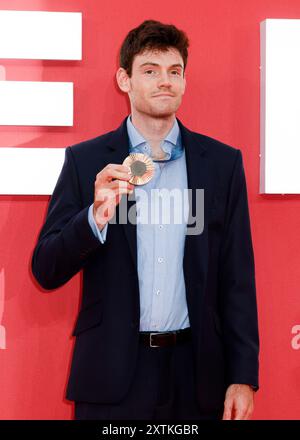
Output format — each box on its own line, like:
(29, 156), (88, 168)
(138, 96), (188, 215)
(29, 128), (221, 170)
(157, 70), (172, 88)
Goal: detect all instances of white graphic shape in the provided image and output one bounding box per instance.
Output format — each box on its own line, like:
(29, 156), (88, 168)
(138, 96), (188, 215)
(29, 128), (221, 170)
(0, 10), (82, 60)
(260, 19), (300, 193)
(0, 81), (73, 126)
(0, 148), (65, 195)
(0, 268), (6, 349)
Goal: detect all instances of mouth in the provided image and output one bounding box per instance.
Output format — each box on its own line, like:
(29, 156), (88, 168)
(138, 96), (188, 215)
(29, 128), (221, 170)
(153, 94), (174, 98)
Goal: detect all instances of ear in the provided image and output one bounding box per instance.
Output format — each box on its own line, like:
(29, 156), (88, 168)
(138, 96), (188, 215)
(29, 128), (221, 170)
(116, 67), (131, 93)
(182, 75), (187, 95)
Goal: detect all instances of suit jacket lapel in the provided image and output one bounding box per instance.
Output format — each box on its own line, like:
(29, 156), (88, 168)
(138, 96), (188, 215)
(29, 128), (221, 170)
(177, 119), (211, 297)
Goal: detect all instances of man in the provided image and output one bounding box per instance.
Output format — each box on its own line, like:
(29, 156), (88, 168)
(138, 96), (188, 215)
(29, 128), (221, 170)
(31, 20), (259, 420)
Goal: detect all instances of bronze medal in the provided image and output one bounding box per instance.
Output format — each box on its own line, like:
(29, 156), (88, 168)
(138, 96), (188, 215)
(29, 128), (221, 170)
(123, 153), (155, 185)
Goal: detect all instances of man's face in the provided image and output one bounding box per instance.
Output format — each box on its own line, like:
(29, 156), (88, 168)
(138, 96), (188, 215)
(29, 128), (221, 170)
(123, 48), (186, 118)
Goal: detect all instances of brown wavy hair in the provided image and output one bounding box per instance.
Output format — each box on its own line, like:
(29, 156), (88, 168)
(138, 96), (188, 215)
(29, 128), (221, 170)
(119, 20), (189, 77)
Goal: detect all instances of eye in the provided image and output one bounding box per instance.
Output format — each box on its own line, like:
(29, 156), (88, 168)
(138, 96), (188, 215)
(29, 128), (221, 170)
(145, 69), (155, 75)
(171, 70), (180, 76)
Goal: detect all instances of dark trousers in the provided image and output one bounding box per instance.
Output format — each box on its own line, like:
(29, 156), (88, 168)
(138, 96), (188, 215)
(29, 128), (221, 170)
(74, 337), (223, 420)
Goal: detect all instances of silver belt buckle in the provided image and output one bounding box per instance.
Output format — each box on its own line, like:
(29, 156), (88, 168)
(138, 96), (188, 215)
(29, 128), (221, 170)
(150, 332), (160, 347)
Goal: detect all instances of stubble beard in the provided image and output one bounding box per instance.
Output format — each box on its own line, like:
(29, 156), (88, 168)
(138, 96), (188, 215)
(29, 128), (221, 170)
(136, 97), (182, 119)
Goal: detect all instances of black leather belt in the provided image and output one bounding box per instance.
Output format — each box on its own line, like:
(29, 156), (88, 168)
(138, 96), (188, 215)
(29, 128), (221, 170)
(139, 327), (191, 347)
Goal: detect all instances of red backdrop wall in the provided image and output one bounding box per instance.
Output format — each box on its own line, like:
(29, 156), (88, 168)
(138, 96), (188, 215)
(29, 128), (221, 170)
(0, 0), (300, 420)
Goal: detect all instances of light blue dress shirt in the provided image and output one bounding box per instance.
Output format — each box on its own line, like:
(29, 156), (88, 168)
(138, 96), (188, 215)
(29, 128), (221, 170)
(88, 115), (190, 331)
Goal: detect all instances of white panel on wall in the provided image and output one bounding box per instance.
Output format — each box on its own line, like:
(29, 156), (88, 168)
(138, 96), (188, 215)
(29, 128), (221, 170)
(0, 148), (65, 195)
(260, 19), (300, 194)
(0, 10), (82, 60)
(0, 81), (73, 126)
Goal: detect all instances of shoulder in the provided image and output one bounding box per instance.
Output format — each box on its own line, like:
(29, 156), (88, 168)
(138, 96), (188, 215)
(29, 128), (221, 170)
(192, 131), (238, 155)
(181, 123), (242, 169)
(67, 129), (115, 157)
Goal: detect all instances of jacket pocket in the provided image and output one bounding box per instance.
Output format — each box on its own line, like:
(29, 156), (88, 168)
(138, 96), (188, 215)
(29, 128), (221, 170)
(72, 300), (103, 336)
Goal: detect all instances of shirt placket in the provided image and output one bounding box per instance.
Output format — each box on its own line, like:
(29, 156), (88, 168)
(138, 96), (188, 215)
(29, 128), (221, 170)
(149, 161), (166, 330)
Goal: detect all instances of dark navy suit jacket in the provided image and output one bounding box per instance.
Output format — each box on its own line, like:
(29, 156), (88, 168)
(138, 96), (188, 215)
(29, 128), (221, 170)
(31, 117), (259, 412)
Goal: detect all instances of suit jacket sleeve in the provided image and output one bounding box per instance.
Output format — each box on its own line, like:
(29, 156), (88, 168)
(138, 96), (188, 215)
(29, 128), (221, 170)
(31, 147), (102, 290)
(219, 149), (259, 389)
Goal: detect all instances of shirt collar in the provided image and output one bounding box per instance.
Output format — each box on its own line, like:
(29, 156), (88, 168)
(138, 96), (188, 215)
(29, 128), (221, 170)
(126, 114), (180, 149)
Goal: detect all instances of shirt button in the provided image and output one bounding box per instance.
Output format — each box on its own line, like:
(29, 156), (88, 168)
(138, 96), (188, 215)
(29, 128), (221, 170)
(156, 290), (160, 295)
(158, 257), (164, 263)
(159, 224), (163, 229)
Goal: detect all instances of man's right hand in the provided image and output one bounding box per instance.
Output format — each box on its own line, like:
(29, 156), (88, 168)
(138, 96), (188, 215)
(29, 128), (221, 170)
(93, 164), (134, 231)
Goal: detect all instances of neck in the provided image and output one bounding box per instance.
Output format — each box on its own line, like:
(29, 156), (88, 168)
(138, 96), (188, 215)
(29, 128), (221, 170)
(130, 110), (175, 151)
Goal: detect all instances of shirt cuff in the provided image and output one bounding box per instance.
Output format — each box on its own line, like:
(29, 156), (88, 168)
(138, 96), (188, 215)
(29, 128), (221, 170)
(88, 204), (108, 244)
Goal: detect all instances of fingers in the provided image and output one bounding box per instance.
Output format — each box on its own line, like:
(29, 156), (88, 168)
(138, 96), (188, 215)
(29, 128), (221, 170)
(97, 164), (132, 183)
(94, 164), (134, 201)
(222, 399), (233, 420)
(106, 179), (134, 191)
(233, 398), (253, 420)
(240, 401), (254, 420)
(243, 408), (253, 420)
(95, 185), (133, 204)
(93, 163), (134, 228)
(233, 406), (244, 420)
(223, 384), (254, 421)
(223, 399), (252, 420)
(94, 185), (133, 226)
(94, 197), (115, 225)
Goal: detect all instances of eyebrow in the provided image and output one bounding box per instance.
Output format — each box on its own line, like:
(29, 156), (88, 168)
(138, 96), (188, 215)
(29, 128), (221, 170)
(139, 62), (184, 69)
